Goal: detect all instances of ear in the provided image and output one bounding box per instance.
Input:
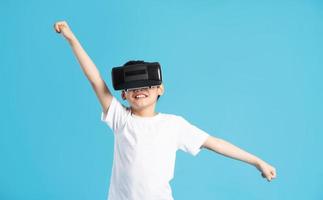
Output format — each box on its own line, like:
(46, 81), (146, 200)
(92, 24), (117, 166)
(158, 84), (165, 96)
(121, 90), (127, 100)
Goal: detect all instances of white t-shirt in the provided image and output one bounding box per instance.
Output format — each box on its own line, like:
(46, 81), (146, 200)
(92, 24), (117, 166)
(101, 96), (210, 200)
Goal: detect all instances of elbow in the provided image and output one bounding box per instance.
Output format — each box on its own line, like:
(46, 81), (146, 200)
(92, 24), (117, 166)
(203, 136), (223, 151)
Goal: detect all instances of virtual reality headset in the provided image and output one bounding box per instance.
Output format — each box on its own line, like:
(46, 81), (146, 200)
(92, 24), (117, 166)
(111, 62), (162, 91)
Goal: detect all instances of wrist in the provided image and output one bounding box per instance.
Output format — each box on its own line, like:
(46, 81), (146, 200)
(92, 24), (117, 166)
(67, 34), (78, 45)
(252, 157), (262, 167)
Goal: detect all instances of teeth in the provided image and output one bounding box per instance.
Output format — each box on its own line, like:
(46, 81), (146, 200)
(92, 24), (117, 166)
(135, 95), (146, 98)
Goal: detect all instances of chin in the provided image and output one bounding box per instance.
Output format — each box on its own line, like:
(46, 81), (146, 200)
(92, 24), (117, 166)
(130, 98), (156, 109)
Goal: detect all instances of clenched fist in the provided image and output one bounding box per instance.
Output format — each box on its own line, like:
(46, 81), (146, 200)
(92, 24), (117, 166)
(256, 160), (277, 182)
(54, 21), (75, 42)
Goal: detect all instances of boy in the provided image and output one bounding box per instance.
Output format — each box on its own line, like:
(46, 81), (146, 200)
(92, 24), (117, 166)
(54, 21), (276, 200)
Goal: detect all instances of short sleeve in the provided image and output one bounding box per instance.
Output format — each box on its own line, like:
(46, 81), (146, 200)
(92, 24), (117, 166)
(101, 96), (129, 133)
(176, 116), (210, 156)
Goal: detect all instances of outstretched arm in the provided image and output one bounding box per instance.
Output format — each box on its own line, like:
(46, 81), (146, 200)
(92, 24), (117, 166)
(202, 136), (277, 182)
(53, 21), (113, 113)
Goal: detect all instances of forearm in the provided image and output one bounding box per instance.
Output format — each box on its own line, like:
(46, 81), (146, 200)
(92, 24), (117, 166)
(203, 136), (261, 166)
(203, 136), (277, 181)
(67, 35), (102, 84)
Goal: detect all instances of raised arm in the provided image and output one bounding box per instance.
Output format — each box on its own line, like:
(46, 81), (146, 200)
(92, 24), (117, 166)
(202, 135), (277, 182)
(54, 21), (113, 113)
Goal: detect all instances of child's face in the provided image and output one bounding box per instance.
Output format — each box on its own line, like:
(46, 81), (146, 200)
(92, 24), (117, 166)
(121, 84), (164, 110)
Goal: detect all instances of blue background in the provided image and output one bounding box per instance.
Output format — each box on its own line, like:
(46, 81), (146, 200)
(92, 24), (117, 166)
(1, 0), (322, 199)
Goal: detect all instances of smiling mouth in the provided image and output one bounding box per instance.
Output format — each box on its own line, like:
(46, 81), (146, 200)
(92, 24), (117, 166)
(134, 94), (148, 99)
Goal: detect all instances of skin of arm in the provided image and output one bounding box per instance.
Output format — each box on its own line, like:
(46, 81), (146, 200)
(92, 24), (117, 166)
(202, 135), (277, 182)
(53, 21), (113, 113)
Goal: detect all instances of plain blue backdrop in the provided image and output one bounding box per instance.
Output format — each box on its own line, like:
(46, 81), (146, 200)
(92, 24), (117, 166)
(1, 0), (322, 199)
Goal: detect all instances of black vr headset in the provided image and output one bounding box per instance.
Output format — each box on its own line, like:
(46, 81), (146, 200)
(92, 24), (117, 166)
(111, 62), (162, 91)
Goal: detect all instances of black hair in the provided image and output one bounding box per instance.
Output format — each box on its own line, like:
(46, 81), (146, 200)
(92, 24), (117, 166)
(123, 60), (161, 101)
(123, 60), (146, 66)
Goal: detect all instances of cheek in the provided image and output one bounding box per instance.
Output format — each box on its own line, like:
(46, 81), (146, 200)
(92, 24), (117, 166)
(124, 94), (132, 101)
(149, 93), (158, 100)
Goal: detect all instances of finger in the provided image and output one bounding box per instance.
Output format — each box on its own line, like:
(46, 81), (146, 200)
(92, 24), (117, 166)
(54, 21), (67, 33)
(55, 23), (61, 33)
(58, 24), (66, 33)
(264, 171), (272, 181)
(54, 23), (59, 32)
(271, 169), (277, 178)
(60, 21), (67, 28)
(270, 171), (275, 176)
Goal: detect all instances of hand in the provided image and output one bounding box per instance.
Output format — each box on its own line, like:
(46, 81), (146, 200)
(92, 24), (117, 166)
(255, 160), (277, 182)
(54, 21), (75, 42)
